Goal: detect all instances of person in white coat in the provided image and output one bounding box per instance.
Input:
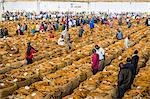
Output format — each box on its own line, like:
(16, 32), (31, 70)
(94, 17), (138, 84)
(95, 45), (105, 71)
(61, 28), (67, 38)
(58, 35), (65, 46)
(125, 36), (129, 49)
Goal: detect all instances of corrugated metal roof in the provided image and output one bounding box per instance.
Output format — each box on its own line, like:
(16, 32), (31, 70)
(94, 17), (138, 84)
(3, 0), (150, 2)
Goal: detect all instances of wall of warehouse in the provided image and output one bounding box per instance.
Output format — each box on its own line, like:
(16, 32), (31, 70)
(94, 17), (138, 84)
(2, 1), (150, 13)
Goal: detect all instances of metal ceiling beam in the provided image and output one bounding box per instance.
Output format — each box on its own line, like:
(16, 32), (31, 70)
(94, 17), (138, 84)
(3, 0), (150, 2)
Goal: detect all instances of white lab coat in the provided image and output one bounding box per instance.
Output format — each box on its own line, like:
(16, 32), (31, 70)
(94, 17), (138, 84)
(125, 37), (129, 49)
(96, 48), (105, 60)
(58, 37), (65, 46)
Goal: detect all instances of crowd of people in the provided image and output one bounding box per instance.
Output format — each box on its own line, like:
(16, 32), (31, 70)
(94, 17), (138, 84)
(91, 46), (139, 98)
(0, 10), (150, 98)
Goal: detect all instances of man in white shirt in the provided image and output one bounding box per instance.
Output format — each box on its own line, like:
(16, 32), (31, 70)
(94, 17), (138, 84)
(61, 28), (67, 38)
(69, 19), (72, 28)
(58, 35), (65, 46)
(95, 45), (105, 71)
(126, 18), (130, 24)
(35, 23), (40, 32)
(125, 36), (129, 49)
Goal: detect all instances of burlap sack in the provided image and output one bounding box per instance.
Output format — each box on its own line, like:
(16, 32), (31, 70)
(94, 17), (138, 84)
(0, 83), (18, 98)
(44, 93), (62, 99)
(16, 78), (30, 88)
(60, 81), (72, 97)
(10, 60), (26, 69)
(0, 67), (11, 74)
(28, 74), (41, 84)
(70, 76), (80, 90)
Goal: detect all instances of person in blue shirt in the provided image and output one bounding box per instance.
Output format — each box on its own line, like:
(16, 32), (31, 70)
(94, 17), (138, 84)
(116, 29), (123, 40)
(76, 18), (80, 26)
(55, 22), (59, 31)
(90, 20), (94, 29)
(62, 23), (65, 31)
(127, 20), (132, 28)
(90, 20), (94, 34)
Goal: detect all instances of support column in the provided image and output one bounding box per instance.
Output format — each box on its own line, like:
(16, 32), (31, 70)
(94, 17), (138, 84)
(36, 0), (40, 14)
(0, 1), (3, 21)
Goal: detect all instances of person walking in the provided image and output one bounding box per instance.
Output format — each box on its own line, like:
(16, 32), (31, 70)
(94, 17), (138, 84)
(116, 29), (123, 40)
(90, 20), (94, 34)
(58, 35), (65, 46)
(49, 31), (54, 38)
(66, 34), (72, 50)
(95, 45), (105, 71)
(23, 23), (28, 32)
(109, 20), (113, 28)
(131, 50), (139, 75)
(116, 62), (132, 99)
(145, 17), (150, 26)
(127, 20), (132, 28)
(118, 18), (122, 26)
(31, 23), (36, 35)
(91, 49), (99, 75)
(125, 36), (129, 49)
(26, 42), (37, 65)
(123, 58), (135, 89)
(79, 26), (84, 37)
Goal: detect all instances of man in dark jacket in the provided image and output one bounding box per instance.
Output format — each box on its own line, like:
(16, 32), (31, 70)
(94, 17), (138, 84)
(116, 62), (132, 98)
(145, 17), (150, 26)
(124, 58), (135, 75)
(124, 58), (135, 89)
(23, 23), (28, 32)
(3, 28), (9, 37)
(0, 28), (3, 38)
(79, 26), (84, 37)
(131, 50), (139, 75)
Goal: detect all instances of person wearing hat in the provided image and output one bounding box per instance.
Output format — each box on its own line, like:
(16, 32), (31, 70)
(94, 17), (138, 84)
(26, 42), (37, 65)
(95, 45), (105, 71)
(91, 49), (99, 75)
(116, 62), (132, 98)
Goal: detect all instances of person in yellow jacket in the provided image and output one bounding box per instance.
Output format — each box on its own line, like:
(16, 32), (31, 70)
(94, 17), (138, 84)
(31, 23), (36, 35)
(59, 24), (63, 32)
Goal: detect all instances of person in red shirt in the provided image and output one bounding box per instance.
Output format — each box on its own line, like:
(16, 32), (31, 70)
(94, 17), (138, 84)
(49, 31), (54, 38)
(40, 23), (44, 33)
(91, 49), (99, 75)
(136, 16), (140, 25)
(26, 42), (37, 65)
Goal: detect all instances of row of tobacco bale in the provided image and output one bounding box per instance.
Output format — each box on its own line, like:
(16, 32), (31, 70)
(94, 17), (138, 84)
(63, 28), (150, 99)
(4, 26), (148, 99)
